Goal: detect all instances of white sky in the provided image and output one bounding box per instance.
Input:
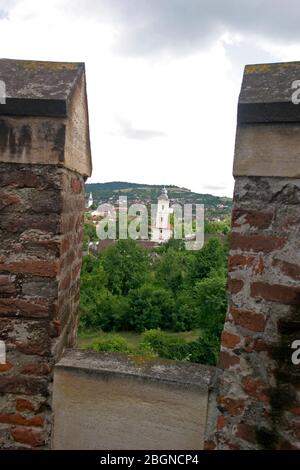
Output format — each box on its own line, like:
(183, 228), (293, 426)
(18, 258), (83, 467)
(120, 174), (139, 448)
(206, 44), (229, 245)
(1, 0), (300, 196)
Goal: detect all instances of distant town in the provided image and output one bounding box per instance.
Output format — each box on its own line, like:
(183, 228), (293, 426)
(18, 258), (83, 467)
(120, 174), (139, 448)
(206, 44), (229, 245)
(85, 181), (232, 222)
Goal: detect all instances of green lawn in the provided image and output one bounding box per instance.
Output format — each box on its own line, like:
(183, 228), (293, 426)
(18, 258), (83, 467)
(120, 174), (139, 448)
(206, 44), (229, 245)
(77, 329), (201, 350)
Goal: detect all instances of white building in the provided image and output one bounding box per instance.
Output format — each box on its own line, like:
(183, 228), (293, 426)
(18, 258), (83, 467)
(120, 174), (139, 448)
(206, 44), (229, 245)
(151, 187), (173, 243)
(86, 192), (93, 209)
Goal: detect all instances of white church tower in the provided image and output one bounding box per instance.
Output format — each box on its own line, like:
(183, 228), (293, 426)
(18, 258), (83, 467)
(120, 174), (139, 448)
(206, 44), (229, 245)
(86, 192), (93, 209)
(152, 187), (172, 243)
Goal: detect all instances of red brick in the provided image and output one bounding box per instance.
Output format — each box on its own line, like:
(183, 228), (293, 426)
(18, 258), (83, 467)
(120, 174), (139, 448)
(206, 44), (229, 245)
(60, 272), (71, 291)
(0, 275), (16, 294)
(221, 331), (241, 349)
(273, 259), (300, 281)
(241, 376), (269, 403)
(71, 177), (83, 194)
(71, 262), (82, 281)
(244, 337), (268, 353)
(0, 193), (22, 210)
(11, 427), (45, 447)
(219, 351), (240, 369)
(286, 421), (300, 439)
(23, 239), (60, 257)
(252, 255), (265, 275)
(15, 340), (51, 357)
(217, 396), (245, 416)
(278, 439), (300, 450)
(0, 298), (50, 318)
(21, 362), (51, 376)
(0, 259), (59, 278)
(251, 282), (300, 304)
(61, 238), (70, 253)
(235, 423), (257, 444)
(230, 306), (266, 332)
(217, 415), (228, 431)
(0, 376), (48, 395)
(229, 255), (255, 271)
(0, 171), (40, 189)
(0, 413), (44, 427)
(228, 278), (244, 294)
(16, 399), (35, 413)
(232, 209), (273, 229)
(0, 362), (13, 373)
(203, 440), (216, 450)
(48, 320), (61, 338)
(231, 233), (287, 253)
(223, 438), (241, 450)
(0, 213), (59, 234)
(288, 407), (300, 416)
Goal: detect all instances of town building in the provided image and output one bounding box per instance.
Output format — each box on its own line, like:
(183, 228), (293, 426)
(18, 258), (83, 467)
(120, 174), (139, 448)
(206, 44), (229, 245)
(151, 187), (173, 243)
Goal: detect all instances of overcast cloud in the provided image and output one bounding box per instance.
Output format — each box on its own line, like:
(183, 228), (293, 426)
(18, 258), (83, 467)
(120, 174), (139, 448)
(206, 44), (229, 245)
(1, 0), (300, 196)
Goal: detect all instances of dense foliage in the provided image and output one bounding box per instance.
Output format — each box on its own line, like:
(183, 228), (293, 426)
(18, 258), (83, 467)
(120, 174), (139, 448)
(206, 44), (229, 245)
(79, 235), (229, 365)
(88, 329), (219, 366)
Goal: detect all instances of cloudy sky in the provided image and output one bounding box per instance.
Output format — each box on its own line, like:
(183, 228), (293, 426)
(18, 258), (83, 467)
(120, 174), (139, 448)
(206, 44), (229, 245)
(1, 0), (300, 196)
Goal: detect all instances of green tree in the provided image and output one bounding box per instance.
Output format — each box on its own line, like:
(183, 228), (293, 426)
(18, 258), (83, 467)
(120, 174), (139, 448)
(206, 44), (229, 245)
(83, 222), (98, 250)
(127, 284), (175, 332)
(102, 239), (148, 295)
(193, 274), (227, 336)
(155, 249), (192, 293)
(189, 237), (225, 283)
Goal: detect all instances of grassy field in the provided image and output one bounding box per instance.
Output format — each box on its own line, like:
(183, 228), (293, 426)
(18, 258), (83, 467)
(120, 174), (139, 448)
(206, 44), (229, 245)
(77, 329), (201, 350)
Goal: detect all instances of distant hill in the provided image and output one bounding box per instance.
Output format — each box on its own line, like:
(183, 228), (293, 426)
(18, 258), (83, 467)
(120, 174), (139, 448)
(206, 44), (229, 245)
(85, 182), (232, 220)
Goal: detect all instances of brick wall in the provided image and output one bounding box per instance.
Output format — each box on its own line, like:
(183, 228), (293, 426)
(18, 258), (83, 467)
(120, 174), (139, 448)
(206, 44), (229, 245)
(0, 59), (91, 449)
(0, 163), (85, 448)
(205, 177), (300, 449)
(205, 62), (300, 450)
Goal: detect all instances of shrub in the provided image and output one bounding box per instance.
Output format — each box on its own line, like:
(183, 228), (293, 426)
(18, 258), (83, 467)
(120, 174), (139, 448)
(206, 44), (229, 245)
(140, 329), (190, 361)
(127, 285), (175, 332)
(188, 334), (220, 366)
(89, 335), (132, 353)
(193, 274), (227, 336)
(189, 237), (225, 283)
(140, 329), (220, 366)
(102, 239), (149, 295)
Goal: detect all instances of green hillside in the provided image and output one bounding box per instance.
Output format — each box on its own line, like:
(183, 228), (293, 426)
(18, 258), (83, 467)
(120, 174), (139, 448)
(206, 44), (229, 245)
(85, 182), (232, 220)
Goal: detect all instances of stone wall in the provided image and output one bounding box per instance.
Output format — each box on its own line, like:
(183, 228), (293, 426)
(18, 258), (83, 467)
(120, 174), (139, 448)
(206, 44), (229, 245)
(0, 164), (85, 448)
(205, 62), (300, 450)
(52, 350), (215, 450)
(0, 60), (91, 449)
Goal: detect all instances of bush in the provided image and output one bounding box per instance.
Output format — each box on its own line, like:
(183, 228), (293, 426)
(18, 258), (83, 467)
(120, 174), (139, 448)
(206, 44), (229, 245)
(139, 329), (220, 365)
(189, 237), (225, 283)
(188, 334), (220, 366)
(98, 293), (130, 331)
(89, 335), (132, 353)
(102, 239), (149, 295)
(140, 329), (190, 361)
(127, 285), (175, 332)
(83, 223), (98, 250)
(155, 249), (193, 293)
(193, 274), (227, 336)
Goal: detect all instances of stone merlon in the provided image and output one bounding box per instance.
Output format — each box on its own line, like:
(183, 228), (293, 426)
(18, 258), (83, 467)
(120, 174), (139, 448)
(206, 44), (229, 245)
(0, 59), (92, 177)
(238, 61), (300, 124)
(234, 61), (300, 178)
